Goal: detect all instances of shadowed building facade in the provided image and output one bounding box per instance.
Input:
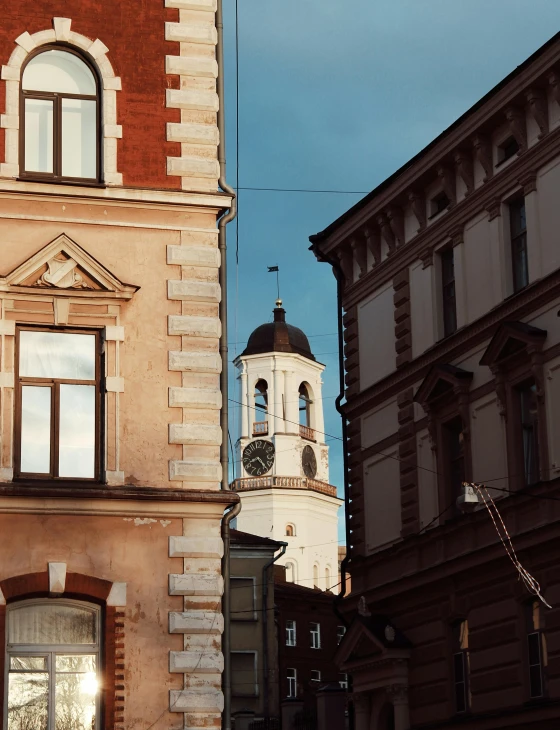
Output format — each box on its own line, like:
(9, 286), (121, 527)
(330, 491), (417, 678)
(0, 2), (236, 729)
(311, 32), (560, 730)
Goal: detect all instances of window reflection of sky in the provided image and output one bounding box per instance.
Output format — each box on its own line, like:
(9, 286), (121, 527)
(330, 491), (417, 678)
(20, 332), (95, 380)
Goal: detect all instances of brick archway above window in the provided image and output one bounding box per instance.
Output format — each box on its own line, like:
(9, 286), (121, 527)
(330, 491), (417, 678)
(0, 17), (123, 184)
(0, 567), (126, 730)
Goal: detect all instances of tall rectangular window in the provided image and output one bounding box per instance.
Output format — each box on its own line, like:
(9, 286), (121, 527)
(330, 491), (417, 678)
(230, 578), (256, 622)
(337, 625), (346, 645)
(453, 620), (470, 713)
(518, 381), (539, 486)
(231, 652), (258, 697)
(510, 198), (528, 292)
(16, 328), (100, 480)
(443, 416), (465, 503)
(310, 623), (321, 649)
(526, 601), (547, 698)
(441, 248), (457, 337)
(286, 619), (296, 647)
(287, 668), (297, 698)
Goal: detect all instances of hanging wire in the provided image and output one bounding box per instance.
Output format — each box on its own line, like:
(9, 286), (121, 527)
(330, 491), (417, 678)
(466, 482), (551, 608)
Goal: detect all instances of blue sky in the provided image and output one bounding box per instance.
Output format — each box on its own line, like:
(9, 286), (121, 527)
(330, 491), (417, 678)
(222, 1), (560, 541)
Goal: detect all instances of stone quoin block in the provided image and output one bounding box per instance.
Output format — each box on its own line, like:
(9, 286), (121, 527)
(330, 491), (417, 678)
(168, 351), (221, 374)
(167, 244), (220, 268)
(168, 387), (222, 409)
(166, 89), (219, 113)
(168, 459), (222, 482)
(167, 280), (221, 303)
(165, 0), (217, 10)
(169, 650), (223, 673)
(167, 315), (221, 338)
(164, 22), (218, 46)
(169, 611), (224, 634)
(167, 121), (219, 145)
(169, 688), (224, 713)
(165, 54), (218, 79)
(169, 573), (224, 596)
(168, 423), (222, 446)
(169, 535), (224, 558)
(167, 157), (221, 179)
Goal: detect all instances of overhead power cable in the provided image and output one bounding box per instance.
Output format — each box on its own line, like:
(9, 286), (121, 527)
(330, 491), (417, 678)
(235, 186), (369, 195)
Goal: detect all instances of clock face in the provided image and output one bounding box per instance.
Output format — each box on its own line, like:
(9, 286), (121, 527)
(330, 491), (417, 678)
(243, 440), (275, 477)
(302, 445), (317, 479)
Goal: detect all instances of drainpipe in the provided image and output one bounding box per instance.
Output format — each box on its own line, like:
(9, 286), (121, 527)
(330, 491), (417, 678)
(222, 501), (241, 730)
(309, 241), (354, 730)
(262, 542), (287, 722)
(216, 0), (238, 728)
(308, 242), (350, 624)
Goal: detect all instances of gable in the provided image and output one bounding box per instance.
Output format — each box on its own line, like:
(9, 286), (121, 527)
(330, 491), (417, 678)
(1, 234), (139, 300)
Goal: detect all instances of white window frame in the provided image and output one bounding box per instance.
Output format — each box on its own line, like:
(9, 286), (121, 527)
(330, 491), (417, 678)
(310, 669), (321, 683)
(337, 625), (346, 645)
(339, 673), (348, 690)
(310, 622), (321, 650)
(4, 599), (101, 730)
(286, 619), (296, 647)
(287, 668), (297, 698)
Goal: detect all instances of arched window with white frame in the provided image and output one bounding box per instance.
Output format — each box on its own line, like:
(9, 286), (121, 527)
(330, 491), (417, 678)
(285, 523), (296, 537)
(285, 561), (296, 583)
(5, 599), (101, 729)
(21, 47), (101, 183)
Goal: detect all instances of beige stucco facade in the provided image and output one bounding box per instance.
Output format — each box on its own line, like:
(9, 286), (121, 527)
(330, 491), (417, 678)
(0, 3), (236, 730)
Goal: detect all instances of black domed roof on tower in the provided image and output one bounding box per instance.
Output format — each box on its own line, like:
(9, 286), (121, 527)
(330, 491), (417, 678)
(241, 301), (315, 361)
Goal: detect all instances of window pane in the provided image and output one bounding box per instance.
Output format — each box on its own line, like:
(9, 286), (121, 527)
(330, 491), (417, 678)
(25, 99), (53, 173)
(55, 666), (97, 730)
(20, 386), (51, 474)
(10, 657), (48, 671)
(59, 385), (96, 478)
(56, 655), (96, 673)
(62, 99), (97, 179)
(8, 604), (97, 645)
(23, 51), (96, 95)
(8, 672), (48, 730)
(20, 331), (96, 380)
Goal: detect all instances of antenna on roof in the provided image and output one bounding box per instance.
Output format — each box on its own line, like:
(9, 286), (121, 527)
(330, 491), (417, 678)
(267, 265), (280, 303)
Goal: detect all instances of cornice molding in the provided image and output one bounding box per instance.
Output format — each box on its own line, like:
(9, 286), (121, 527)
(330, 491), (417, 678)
(315, 40), (560, 250)
(341, 126), (560, 310)
(343, 266), (560, 418)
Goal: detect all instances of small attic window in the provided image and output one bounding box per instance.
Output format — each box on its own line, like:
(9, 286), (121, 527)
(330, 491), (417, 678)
(430, 191), (450, 218)
(497, 136), (519, 165)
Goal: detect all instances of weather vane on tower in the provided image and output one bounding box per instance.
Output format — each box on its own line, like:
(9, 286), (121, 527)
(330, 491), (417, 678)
(267, 265), (280, 304)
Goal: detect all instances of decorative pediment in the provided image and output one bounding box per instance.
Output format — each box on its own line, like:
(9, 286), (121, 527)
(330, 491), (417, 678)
(480, 321), (547, 368)
(335, 614), (411, 673)
(0, 234), (139, 300)
(414, 363), (472, 407)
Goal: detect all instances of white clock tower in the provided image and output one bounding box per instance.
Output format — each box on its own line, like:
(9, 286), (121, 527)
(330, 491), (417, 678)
(232, 300), (342, 592)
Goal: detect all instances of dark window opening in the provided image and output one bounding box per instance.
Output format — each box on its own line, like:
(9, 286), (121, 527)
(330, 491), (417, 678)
(299, 383), (312, 427)
(510, 198), (528, 292)
(441, 249), (457, 337)
(499, 136), (520, 163)
(526, 600), (547, 698)
(431, 191), (450, 217)
(518, 381), (539, 486)
(444, 416), (465, 504)
(453, 620), (470, 713)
